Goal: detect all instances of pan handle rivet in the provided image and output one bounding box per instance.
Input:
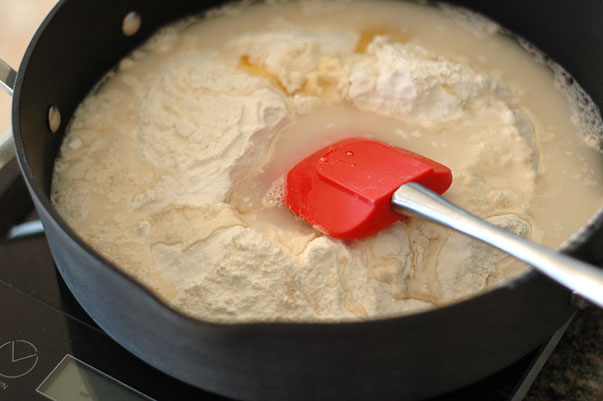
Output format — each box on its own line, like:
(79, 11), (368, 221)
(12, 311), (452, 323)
(123, 11), (141, 37)
(48, 106), (61, 133)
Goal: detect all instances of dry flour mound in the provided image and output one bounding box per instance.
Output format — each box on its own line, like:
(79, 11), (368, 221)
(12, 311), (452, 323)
(135, 55), (290, 209)
(343, 36), (494, 120)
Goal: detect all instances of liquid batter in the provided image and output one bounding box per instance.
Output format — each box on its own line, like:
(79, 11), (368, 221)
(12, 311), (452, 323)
(51, 0), (603, 322)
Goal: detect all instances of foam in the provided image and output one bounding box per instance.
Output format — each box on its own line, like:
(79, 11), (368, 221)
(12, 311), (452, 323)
(50, 182), (90, 223)
(515, 37), (603, 153)
(441, 3), (603, 154)
(262, 174), (287, 207)
(438, 2), (500, 38)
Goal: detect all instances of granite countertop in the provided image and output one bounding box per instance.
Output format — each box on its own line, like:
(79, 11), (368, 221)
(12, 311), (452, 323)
(525, 304), (602, 401)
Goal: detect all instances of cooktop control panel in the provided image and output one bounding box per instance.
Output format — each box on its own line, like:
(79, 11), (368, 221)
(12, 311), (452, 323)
(1, 277), (167, 400)
(0, 231), (221, 401)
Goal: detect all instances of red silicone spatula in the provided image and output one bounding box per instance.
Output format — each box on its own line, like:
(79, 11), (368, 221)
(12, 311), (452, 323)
(285, 138), (603, 308)
(285, 138), (453, 239)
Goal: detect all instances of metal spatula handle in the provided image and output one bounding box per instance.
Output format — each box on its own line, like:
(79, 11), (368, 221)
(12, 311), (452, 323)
(392, 182), (603, 308)
(1, 58), (16, 96)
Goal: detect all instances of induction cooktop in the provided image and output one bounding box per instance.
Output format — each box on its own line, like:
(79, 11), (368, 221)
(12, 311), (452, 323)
(0, 158), (572, 401)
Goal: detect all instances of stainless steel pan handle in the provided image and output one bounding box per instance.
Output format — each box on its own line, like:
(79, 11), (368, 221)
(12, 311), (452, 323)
(0, 58), (16, 166)
(1, 58), (17, 96)
(0, 57), (44, 237)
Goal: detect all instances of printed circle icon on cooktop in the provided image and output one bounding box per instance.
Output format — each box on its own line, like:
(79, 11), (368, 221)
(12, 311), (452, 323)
(0, 340), (39, 378)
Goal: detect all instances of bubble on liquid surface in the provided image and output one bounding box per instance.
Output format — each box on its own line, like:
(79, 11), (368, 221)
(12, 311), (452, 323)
(262, 175), (287, 208)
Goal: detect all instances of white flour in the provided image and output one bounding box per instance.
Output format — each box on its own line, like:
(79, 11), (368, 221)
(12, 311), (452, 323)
(134, 55), (290, 209)
(51, 0), (603, 323)
(344, 36), (494, 121)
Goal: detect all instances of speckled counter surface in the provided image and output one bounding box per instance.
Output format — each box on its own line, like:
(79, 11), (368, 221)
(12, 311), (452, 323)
(525, 304), (602, 401)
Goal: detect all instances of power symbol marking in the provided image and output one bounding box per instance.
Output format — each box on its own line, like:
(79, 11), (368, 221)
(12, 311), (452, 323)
(0, 340), (39, 378)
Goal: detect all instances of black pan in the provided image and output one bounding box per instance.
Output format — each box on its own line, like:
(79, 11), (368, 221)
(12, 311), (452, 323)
(4, 0), (603, 400)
